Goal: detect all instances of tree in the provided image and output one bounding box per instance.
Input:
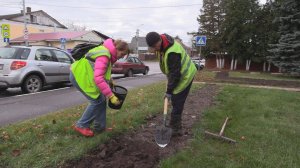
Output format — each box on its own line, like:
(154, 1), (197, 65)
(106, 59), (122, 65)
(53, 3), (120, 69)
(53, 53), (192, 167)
(254, 1), (279, 72)
(222, 0), (260, 70)
(174, 35), (183, 42)
(63, 21), (88, 31)
(198, 0), (226, 68)
(268, 0), (300, 75)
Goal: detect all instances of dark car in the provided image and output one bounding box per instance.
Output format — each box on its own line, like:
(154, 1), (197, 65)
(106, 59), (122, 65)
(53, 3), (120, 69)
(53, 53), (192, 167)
(112, 56), (149, 77)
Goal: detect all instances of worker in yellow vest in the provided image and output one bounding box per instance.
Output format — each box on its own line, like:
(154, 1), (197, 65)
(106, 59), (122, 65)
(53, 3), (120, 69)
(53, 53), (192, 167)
(70, 39), (129, 137)
(146, 32), (197, 136)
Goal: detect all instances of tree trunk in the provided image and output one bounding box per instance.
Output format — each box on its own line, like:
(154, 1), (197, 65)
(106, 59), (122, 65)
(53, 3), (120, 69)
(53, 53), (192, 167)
(234, 59), (237, 70)
(221, 55), (225, 69)
(246, 59), (251, 71)
(216, 55), (219, 68)
(248, 60), (251, 71)
(268, 62), (271, 72)
(230, 56), (234, 70)
(263, 62), (266, 72)
(217, 55), (223, 69)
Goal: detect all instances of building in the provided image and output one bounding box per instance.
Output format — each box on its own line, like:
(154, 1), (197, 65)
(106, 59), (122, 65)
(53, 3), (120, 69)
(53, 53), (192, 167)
(10, 30), (109, 51)
(0, 7), (68, 47)
(129, 36), (149, 55)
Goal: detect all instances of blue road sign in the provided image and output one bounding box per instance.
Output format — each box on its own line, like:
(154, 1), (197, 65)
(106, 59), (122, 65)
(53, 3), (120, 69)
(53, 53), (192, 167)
(4, 38), (9, 43)
(60, 38), (66, 43)
(195, 36), (206, 46)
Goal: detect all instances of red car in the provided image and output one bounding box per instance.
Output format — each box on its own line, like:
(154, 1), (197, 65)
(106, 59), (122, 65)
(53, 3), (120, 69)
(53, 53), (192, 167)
(112, 56), (149, 77)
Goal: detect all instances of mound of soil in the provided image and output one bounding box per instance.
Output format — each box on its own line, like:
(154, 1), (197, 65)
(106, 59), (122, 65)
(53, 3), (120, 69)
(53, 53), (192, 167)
(216, 71), (300, 88)
(63, 84), (220, 168)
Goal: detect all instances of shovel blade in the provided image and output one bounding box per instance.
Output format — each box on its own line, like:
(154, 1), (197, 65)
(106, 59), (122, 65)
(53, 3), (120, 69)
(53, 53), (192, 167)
(155, 126), (172, 148)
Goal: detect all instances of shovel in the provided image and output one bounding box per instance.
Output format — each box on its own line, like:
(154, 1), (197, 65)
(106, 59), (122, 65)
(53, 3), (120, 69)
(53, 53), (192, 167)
(155, 97), (172, 148)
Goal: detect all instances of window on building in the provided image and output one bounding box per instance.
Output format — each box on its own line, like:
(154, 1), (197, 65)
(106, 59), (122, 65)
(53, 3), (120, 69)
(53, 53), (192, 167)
(30, 15), (37, 23)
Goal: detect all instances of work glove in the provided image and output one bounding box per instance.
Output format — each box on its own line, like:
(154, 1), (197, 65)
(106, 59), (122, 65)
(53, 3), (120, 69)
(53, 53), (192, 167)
(109, 94), (121, 106)
(164, 93), (172, 101)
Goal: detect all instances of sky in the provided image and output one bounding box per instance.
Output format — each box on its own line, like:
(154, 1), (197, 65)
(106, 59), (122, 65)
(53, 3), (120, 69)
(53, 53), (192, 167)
(0, 0), (266, 46)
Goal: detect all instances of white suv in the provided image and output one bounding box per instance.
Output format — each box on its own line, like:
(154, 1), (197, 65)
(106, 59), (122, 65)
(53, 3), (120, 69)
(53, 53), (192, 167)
(192, 58), (205, 70)
(0, 46), (74, 93)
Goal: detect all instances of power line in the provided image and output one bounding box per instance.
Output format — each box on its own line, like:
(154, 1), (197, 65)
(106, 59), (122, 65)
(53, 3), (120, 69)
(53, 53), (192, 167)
(0, 2), (21, 6)
(25, 2), (202, 10)
(0, 5), (21, 9)
(0, 0), (21, 3)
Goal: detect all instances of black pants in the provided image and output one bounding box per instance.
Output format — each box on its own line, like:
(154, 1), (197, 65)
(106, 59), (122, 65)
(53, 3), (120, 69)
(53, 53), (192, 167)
(171, 80), (193, 116)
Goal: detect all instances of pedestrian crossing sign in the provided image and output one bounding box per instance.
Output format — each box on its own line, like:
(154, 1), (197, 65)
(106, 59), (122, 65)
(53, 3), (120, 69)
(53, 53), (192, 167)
(2, 24), (10, 38)
(195, 36), (206, 46)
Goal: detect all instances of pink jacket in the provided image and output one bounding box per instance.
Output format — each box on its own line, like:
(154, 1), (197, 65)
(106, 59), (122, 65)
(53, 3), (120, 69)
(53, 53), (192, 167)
(93, 39), (117, 98)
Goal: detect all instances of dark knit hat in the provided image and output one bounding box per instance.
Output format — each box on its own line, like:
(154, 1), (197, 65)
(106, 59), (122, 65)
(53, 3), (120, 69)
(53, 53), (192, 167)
(146, 32), (161, 47)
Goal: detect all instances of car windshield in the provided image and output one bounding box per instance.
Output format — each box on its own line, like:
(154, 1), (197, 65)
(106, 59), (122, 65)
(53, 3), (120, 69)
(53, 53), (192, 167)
(0, 47), (30, 60)
(117, 58), (127, 62)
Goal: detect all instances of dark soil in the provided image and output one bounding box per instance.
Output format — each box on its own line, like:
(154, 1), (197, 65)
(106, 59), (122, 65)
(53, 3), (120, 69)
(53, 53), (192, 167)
(63, 84), (220, 168)
(215, 71), (300, 88)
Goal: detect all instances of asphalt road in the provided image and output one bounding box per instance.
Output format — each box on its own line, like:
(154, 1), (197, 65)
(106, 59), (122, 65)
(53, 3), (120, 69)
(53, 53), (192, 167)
(0, 61), (161, 98)
(0, 73), (166, 127)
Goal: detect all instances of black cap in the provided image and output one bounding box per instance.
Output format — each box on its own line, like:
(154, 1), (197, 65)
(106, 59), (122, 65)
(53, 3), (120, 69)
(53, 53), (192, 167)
(146, 32), (161, 47)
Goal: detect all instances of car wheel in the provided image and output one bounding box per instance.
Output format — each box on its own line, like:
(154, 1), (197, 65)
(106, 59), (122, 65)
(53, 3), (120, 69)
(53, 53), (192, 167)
(194, 63), (199, 70)
(0, 87), (8, 92)
(21, 75), (43, 93)
(127, 69), (133, 77)
(143, 68), (149, 75)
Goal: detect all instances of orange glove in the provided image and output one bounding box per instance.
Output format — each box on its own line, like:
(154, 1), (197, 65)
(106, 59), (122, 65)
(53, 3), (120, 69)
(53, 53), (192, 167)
(109, 94), (121, 106)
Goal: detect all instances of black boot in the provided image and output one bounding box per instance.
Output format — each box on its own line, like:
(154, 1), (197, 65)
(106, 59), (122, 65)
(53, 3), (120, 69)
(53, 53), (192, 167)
(169, 114), (183, 136)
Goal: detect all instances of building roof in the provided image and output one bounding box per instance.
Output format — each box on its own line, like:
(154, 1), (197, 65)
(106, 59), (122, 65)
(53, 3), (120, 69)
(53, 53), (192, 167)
(0, 9), (67, 29)
(92, 30), (110, 40)
(129, 36), (147, 50)
(11, 30), (110, 42)
(0, 13), (23, 20)
(11, 31), (90, 42)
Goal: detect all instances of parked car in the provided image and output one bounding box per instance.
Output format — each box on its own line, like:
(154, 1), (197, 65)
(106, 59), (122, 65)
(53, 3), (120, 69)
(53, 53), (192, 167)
(0, 46), (74, 93)
(192, 58), (205, 70)
(112, 56), (149, 77)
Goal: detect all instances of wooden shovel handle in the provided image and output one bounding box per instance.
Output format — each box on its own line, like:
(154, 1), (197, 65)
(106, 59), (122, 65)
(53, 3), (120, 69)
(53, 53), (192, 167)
(164, 97), (168, 115)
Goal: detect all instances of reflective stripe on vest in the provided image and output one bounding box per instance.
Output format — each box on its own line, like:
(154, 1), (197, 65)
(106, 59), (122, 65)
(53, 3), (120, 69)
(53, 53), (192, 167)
(160, 41), (197, 94)
(181, 52), (192, 77)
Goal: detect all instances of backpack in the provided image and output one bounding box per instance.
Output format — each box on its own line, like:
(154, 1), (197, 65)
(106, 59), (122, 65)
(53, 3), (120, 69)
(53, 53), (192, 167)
(70, 42), (103, 60)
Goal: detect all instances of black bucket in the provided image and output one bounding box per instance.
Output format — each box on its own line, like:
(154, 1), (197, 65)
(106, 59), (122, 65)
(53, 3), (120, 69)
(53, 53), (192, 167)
(108, 85), (127, 109)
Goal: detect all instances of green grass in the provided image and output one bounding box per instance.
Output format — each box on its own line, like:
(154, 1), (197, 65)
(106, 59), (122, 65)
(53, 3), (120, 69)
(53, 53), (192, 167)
(194, 70), (217, 81)
(160, 86), (300, 168)
(229, 71), (300, 82)
(0, 82), (202, 168)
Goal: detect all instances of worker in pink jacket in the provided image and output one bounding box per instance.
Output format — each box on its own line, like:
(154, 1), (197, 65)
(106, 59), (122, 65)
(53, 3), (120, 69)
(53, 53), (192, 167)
(70, 39), (129, 137)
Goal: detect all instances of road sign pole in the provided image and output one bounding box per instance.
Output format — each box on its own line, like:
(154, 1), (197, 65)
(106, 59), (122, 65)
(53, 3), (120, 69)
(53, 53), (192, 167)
(195, 35), (206, 67)
(199, 46), (202, 65)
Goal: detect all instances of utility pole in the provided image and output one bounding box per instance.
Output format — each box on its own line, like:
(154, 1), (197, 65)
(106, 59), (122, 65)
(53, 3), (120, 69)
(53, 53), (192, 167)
(135, 24), (144, 57)
(136, 28), (139, 57)
(22, 0), (28, 46)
